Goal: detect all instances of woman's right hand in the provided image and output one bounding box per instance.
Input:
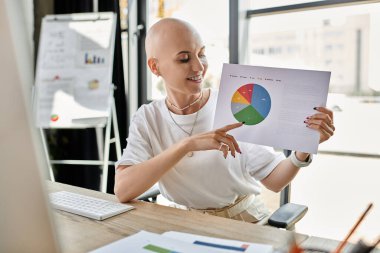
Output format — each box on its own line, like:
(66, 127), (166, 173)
(184, 122), (244, 158)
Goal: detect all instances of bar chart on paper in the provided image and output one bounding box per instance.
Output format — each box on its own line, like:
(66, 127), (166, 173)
(193, 241), (250, 251)
(163, 231), (273, 253)
(84, 52), (106, 65)
(231, 83), (271, 125)
(143, 244), (180, 253)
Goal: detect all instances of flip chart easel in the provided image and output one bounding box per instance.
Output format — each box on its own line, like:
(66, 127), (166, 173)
(34, 12), (120, 192)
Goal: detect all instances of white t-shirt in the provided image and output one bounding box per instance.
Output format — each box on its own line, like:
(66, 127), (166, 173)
(116, 89), (285, 209)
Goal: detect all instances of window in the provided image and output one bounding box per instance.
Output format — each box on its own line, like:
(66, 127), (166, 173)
(246, 1), (380, 241)
(247, 3), (380, 95)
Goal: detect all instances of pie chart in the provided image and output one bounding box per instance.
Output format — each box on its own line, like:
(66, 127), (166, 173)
(231, 83), (271, 125)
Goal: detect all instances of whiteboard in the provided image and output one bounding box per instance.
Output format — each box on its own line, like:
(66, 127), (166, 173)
(34, 12), (116, 128)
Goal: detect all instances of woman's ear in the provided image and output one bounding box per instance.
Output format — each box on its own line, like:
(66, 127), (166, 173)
(147, 58), (160, 76)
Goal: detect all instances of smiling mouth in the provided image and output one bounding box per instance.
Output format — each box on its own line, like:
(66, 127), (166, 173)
(187, 75), (202, 81)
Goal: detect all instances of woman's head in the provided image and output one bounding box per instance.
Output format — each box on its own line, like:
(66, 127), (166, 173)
(145, 18), (208, 96)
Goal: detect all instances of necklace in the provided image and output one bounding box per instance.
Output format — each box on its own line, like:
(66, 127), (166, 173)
(167, 91), (203, 111)
(167, 101), (201, 158)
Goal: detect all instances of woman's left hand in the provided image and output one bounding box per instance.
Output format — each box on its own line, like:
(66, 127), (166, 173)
(305, 107), (335, 144)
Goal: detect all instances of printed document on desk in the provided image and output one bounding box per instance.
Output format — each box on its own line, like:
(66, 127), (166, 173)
(213, 64), (330, 154)
(90, 230), (274, 253)
(163, 231), (273, 253)
(90, 231), (223, 253)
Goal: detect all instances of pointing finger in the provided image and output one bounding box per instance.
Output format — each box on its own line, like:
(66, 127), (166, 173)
(218, 122), (244, 132)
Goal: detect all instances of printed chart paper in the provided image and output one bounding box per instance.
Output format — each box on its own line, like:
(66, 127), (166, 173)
(89, 231), (223, 253)
(213, 64), (330, 154)
(163, 231), (273, 253)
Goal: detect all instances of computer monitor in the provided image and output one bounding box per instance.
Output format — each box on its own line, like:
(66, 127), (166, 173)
(0, 0), (60, 252)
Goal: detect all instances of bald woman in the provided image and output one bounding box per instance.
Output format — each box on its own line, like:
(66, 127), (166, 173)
(114, 18), (335, 223)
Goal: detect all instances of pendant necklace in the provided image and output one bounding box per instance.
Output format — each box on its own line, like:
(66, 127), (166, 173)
(167, 91), (203, 111)
(166, 93), (202, 157)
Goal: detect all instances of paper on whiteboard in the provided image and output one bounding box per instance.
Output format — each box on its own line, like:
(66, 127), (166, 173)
(34, 13), (115, 128)
(213, 64), (330, 154)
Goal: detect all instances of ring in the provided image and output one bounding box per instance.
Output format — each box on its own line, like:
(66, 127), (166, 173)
(224, 132), (228, 137)
(218, 143), (224, 151)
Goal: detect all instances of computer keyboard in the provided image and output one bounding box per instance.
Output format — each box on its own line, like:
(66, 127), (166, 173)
(49, 191), (135, 220)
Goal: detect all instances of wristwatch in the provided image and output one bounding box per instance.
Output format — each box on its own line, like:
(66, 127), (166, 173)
(290, 151), (313, 168)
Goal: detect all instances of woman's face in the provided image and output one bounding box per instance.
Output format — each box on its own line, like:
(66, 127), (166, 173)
(156, 27), (208, 96)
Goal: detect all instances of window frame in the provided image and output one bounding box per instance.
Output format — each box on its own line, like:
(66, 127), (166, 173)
(246, 0), (380, 17)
